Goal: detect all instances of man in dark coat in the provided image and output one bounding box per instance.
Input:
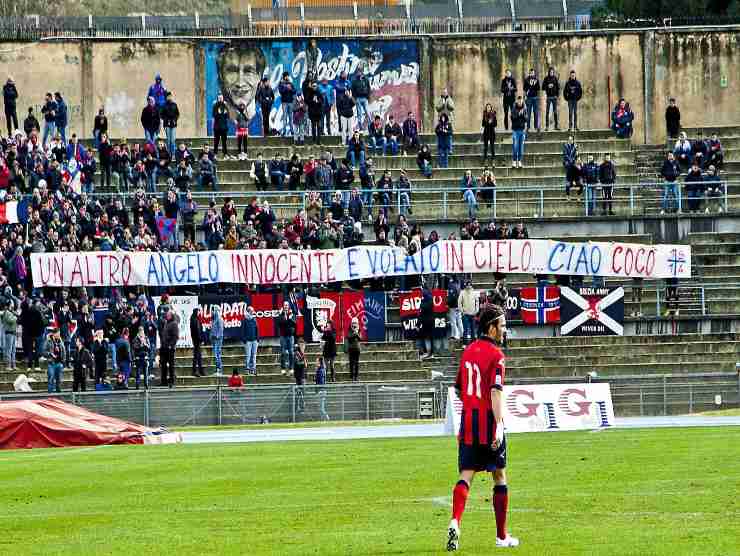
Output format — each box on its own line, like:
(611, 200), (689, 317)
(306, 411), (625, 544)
(161, 310), (180, 388)
(563, 70), (583, 132)
(3, 77), (18, 137)
(665, 98), (681, 139)
(190, 307), (204, 377)
(141, 97), (161, 144)
(419, 285), (435, 360)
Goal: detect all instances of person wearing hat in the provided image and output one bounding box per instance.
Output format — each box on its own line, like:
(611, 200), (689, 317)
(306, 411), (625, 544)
(3, 76), (18, 138)
(46, 327), (66, 393)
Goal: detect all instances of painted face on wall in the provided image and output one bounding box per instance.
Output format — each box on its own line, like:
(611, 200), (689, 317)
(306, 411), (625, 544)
(218, 44), (266, 120)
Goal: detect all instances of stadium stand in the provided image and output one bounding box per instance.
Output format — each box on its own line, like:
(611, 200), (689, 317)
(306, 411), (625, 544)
(1, 122), (739, 393)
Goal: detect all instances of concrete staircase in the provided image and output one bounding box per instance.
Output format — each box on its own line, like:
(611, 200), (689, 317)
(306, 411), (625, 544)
(5, 332), (737, 392)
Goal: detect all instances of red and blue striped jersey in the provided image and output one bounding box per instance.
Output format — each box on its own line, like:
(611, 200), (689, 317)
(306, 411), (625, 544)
(455, 337), (505, 445)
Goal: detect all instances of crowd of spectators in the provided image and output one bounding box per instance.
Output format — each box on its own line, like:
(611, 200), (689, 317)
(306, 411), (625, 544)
(0, 70), (730, 392)
(660, 129), (725, 214)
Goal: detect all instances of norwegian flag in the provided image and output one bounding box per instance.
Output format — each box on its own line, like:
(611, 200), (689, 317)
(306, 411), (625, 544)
(519, 286), (561, 324)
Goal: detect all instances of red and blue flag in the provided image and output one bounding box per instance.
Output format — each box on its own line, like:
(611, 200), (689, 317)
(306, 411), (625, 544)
(519, 286), (561, 324)
(155, 215), (176, 242)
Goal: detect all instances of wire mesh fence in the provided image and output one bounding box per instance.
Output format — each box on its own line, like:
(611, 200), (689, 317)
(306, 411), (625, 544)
(1, 373), (737, 427)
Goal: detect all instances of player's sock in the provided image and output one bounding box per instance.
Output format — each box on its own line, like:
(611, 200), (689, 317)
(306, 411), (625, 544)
(493, 484), (509, 539)
(451, 480), (470, 523)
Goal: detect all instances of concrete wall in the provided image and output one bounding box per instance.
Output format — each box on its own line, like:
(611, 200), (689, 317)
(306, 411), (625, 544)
(649, 32), (740, 143)
(89, 42), (200, 140)
(2, 29), (739, 143)
(0, 42), (84, 135)
(428, 34), (645, 140)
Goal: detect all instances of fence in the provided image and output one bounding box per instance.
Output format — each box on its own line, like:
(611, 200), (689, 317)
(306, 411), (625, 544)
(2, 373), (738, 427)
(89, 180), (736, 221)
(4, 11), (740, 40)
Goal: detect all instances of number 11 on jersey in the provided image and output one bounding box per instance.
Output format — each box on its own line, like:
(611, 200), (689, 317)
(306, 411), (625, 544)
(466, 361), (481, 398)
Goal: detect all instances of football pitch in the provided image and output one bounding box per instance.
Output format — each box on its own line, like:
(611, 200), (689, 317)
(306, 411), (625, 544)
(2, 427), (740, 556)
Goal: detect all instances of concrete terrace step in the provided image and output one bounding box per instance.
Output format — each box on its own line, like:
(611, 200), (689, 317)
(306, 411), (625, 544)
(681, 125), (740, 137)
(695, 264), (740, 278)
(85, 129), (626, 147)
(691, 243), (740, 255)
(508, 332), (740, 348)
(505, 341), (739, 358)
(209, 160), (635, 179)
(183, 140), (635, 158)
(174, 357), (424, 373)
(688, 232), (740, 244)
(692, 253), (740, 265)
(206, 150), (636, 168)
(507, 351), (739, 369)
(509, 359), (739, 377)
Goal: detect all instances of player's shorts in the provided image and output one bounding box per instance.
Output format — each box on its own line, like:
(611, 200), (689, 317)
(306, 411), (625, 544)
(458, 436), (507, 473)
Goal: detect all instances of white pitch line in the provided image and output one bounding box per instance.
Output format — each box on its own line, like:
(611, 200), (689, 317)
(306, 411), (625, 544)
(181, 416), (740, 445)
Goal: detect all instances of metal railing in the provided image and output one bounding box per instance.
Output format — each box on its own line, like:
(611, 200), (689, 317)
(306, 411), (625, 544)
(2, 373), (738, 426)
(87, 181), (736, 220)
(0, 381), (445, 426)
(5, 12), (740, 40)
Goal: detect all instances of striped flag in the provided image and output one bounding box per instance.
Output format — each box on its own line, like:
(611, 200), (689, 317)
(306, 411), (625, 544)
(0, 198), (30, 225)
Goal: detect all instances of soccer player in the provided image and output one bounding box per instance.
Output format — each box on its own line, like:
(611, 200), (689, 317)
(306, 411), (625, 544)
(446, 304), (519, 550)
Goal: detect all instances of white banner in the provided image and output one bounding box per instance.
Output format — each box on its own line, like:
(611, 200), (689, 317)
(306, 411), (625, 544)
(445, 383), (615, 435)
(153, 296), (197, 349)
(30, 240), (690, 288)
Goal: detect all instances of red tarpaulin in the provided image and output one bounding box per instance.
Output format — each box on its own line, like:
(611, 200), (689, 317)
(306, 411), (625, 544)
(0, 398), (182, 450)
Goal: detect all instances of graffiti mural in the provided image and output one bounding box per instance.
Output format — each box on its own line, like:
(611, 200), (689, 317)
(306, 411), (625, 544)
(202, 39), (420, 136)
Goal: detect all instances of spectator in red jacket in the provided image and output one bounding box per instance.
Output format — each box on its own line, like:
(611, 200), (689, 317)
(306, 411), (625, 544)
(228, 369), (244, 387)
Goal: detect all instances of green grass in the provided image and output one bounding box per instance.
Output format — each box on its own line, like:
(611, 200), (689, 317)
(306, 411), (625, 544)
(2, 428), (740, 555)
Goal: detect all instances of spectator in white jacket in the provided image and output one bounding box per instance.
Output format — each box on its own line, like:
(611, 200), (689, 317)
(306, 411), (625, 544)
(458, 281), (480, 343)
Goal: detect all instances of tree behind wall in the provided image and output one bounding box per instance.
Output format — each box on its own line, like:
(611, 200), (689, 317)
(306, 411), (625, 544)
(604, 0), (733, 17)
